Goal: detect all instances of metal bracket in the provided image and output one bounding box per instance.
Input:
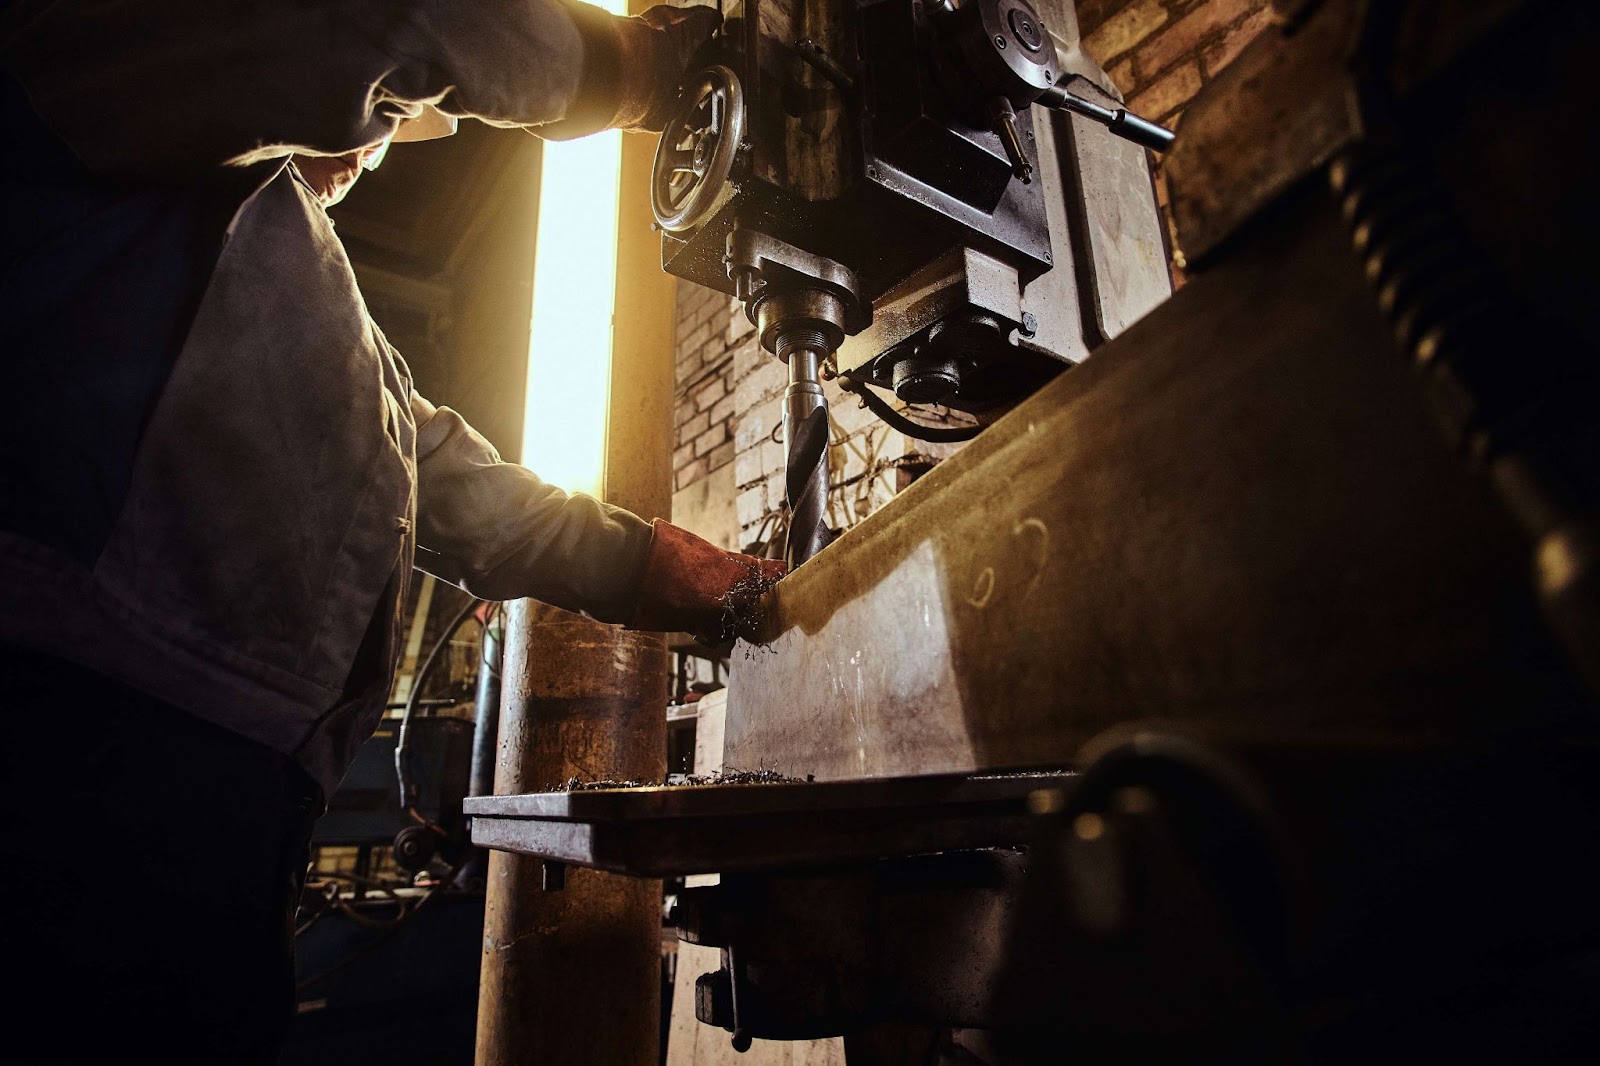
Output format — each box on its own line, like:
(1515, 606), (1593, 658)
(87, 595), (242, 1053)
(724, 229), (872, 337)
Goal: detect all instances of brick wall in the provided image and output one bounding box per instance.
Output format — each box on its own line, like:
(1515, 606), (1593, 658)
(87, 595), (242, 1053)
(672, 283), (746, 497)
(670, 0), (1274, 547)
(1078, 0), (1274, 272)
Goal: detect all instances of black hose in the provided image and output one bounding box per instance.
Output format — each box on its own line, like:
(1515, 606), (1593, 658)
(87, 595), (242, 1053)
(394, 595), (483, 823)
(836, 373), (983, 443)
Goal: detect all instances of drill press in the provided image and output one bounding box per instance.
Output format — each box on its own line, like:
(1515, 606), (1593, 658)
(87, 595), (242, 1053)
(648, 0), (1172, 567)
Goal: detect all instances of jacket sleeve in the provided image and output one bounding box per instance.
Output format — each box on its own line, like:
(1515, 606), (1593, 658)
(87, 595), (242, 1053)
(409, 393), (654, 624)
(0, 0), (621, 178)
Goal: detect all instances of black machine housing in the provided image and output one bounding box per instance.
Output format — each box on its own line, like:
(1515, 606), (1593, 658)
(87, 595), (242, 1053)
(660, 0), (1063, 408)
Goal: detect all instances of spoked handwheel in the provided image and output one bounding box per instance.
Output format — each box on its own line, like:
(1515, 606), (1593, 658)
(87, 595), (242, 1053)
(651, 65), (747, 234)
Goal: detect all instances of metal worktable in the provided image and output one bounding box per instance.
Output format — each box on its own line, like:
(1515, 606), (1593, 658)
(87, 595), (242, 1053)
(465, 771), (1073, 877)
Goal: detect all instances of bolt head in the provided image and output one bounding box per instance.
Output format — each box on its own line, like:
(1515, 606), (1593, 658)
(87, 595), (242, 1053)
(1009, 9), (1045, 52)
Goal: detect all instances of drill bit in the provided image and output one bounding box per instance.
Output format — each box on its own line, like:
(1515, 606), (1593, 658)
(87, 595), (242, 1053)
(780, 337), (832, 568)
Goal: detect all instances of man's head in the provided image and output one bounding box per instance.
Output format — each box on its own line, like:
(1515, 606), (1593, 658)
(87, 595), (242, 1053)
(292, 104), (460, 207)
(291, 146), (380, 207)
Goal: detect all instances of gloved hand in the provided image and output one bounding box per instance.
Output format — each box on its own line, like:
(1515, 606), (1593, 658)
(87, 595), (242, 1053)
(617, 4), (723, 131)
(540, 2), (721, 139)
(629, 519), (787, 643)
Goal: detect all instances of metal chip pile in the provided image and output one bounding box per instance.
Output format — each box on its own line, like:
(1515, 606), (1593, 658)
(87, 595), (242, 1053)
(553, 767), (803, 791)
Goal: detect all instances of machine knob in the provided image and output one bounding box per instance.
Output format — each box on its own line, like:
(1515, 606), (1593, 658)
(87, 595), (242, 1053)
(392, 824), (437, 873)
(1008, 7), (1046, 52)
(892, 352), (963, 404)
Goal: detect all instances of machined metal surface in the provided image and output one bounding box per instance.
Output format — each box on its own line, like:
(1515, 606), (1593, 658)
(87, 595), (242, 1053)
(465, 771), (1073, 877)
(1047, 95), (1172, 344)
(722, 182), (1590, 781)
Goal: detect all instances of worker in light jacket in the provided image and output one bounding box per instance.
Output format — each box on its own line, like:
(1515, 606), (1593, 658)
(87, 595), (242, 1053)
(0, 2), (778, 1061)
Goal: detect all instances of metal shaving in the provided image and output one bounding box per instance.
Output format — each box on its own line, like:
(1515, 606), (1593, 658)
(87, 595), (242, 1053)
(713, 558), (784, 644)
(553, 767), (805, 792)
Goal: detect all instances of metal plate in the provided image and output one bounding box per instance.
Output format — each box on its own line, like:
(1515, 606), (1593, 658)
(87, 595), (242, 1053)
(466, 772), (1073, 877)
(723, 187), (1586, 782)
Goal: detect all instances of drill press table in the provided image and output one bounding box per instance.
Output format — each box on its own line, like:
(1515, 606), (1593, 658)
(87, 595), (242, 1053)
(465, 771), (1073, 877)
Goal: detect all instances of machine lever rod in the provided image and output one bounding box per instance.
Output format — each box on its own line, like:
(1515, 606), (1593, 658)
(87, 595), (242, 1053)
(1039, 83), (1176, 152)
(989, 96), (1034, 183)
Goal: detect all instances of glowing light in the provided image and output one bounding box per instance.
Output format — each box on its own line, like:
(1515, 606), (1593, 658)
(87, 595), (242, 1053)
(521, 24), (626, 497)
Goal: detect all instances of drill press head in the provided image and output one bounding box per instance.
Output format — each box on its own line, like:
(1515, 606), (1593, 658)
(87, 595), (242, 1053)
(647, 0), (1168, 558)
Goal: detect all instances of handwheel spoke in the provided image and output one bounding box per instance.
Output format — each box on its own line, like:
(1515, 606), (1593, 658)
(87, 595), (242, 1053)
(650, 65), (744, 233)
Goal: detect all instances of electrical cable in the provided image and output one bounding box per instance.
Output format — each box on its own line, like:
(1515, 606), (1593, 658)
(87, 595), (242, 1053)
(836, 372), (983, 443)
(294, 860), (466, 994)
(394, 594), (483, 828)
(478, 601), (504, 680)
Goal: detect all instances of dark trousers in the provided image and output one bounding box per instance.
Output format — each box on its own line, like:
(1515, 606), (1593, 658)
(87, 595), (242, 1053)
(0, 646), (321, 1065)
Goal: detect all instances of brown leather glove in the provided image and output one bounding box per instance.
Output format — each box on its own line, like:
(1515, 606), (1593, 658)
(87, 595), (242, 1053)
(540, 2), (721, 139)
(629, 519), (787, 643)
(619, 4), (722, 131)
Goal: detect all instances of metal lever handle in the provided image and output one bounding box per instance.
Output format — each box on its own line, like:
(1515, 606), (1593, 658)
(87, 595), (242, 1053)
(1038, 83), (1176, 152)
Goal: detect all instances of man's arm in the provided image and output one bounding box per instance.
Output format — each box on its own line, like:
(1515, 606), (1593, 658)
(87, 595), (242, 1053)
(411, 394), (653, 624)
(0, 0), (715, 178)
(412, 392), (787, 638)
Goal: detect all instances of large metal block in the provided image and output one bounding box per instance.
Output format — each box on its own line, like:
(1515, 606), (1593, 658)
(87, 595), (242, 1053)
(723, 184), (1591, 781)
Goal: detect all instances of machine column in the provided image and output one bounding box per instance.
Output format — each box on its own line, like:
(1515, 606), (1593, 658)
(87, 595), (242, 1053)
(476, 88), (677, 1063)
(475, 604), (668, 1066)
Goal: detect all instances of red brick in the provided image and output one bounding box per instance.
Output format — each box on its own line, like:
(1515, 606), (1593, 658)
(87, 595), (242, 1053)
(1201, 6), (1273, 78)
(1128, 60), (1202, 122)
(1134, 0), (1262, 81)
(1084, 0), (1168, 65)
(1075, 0), (1126, 36)
(1107, 56), (1135, 96)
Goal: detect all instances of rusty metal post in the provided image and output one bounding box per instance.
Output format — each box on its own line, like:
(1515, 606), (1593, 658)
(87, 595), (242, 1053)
(476, 46), (678, 1061)
(476, 602), (669, 1065)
